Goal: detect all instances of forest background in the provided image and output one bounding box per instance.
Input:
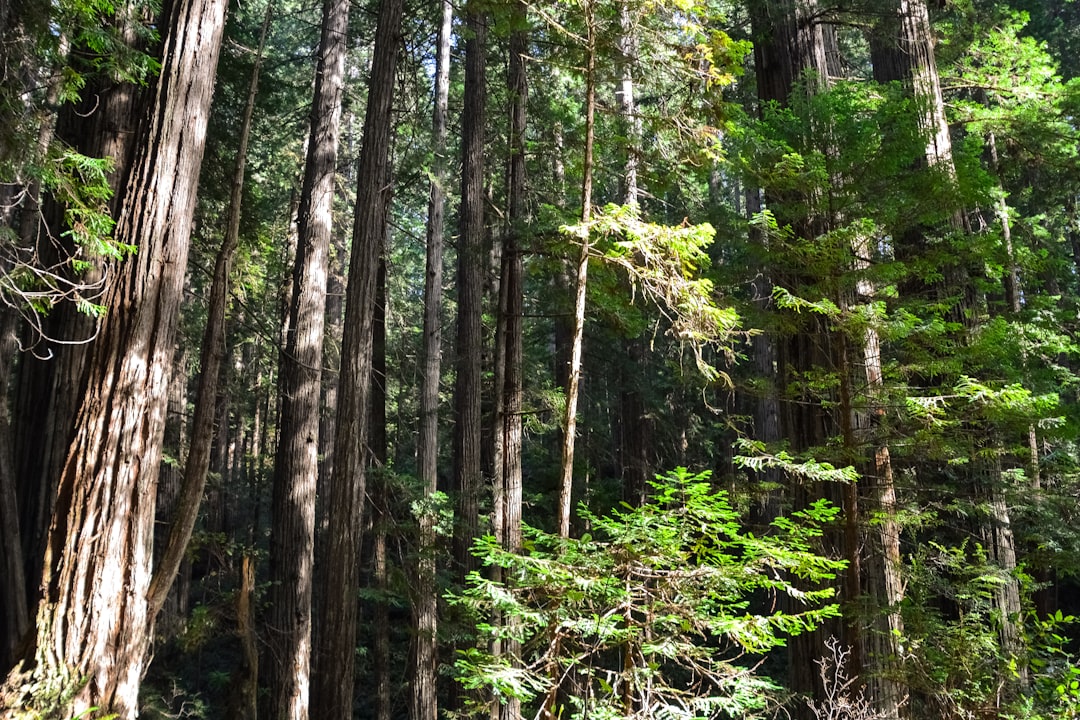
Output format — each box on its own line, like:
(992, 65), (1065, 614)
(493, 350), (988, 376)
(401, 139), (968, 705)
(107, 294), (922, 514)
(4, 0), (1080, 718)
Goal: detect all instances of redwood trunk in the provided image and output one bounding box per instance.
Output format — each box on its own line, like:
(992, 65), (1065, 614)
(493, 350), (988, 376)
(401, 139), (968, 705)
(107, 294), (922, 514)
(1, 0), (227, 710)
(411, 0), (451, 718)
(267, 0), (350, 711)
(453, 0), (487, 571)
(312, 0), (403, 713)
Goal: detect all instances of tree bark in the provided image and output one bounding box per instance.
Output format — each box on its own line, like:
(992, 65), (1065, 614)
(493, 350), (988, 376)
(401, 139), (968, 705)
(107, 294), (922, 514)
(311, 0), (403, 714)
(489, 11), (527, 720)
(0, 0), (227, 709)
(558, 0), (596, 540)
(267, 0), (350, 712)
(13, 12), (145, 627)
(0, 310), (28, 671)
(453, 0), (487, 571)
(149, 0), (272, 623)
(411, 1), (451, 719)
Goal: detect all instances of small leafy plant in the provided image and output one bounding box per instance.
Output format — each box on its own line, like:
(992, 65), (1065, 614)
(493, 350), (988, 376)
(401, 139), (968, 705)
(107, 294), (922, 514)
(452, 467), (846, 720)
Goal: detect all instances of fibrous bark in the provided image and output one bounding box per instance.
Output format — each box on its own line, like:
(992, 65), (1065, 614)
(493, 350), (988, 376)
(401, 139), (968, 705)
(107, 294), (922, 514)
(267, 0), (350, 712)
(1, 0), (227, 710)
(411, 1), (451, 718)
(312, 0), (404, 714)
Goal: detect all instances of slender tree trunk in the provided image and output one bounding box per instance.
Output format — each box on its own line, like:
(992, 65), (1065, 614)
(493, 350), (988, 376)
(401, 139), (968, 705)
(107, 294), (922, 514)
(267, 0), (350, 712)
(312, 0), (403, 713)
(371, 256), (392, 720)
(0, 0), (227, 709)
(488, 12), (527, 720)
(854, 245), (905, 719)
(149, 0), (272, 623)
(411, 1), (451, 718)
(0, 310), (28, 670)
(453, 0), (487, 572)
(558, 0), (596, 540)
(228, 553), (259, 720)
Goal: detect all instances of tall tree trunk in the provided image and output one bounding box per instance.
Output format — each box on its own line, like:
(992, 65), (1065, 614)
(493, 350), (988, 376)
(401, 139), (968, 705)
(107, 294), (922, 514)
(411, 1), (451, 718)
(557, 0), (596, 539)
(13, 14), (145, 625)
(872, 0), (1023, 701)
(371, 256), (391, 720)
(0, 0), (227, 709)
(312, 0), (403, 713)
(750, 4), (906, 717)
(453, 0), (487, 573)
(149, 0), (272, 623)
(615, 1), (650, 507)
(489, 11), (527, 720)
(0, 310), (28, 670)
(267, 0), (350, 711)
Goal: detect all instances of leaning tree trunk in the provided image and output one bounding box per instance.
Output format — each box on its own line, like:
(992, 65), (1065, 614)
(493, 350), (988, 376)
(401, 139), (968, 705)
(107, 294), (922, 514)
(312, 0), (403, 714)
(557, 0), (596, 540)
(266, 0), (350, 712)
(0, 0), (227, 710)
(149, 0), (273, 624)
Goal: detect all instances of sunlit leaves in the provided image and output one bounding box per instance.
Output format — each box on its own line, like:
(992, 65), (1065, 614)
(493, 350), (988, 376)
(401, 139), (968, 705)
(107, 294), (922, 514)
(562, 203), (741, 383)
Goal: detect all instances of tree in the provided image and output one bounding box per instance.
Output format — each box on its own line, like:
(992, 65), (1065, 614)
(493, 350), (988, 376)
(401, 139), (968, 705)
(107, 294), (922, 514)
(411, 2), (452, 720)
(557, 0), (597, 540)
(746, 3), (906, 716)
(0, 0), (228, 710)
(452, 0), (488, 579)
(455, 468), (846, 720)
(266, 0), (351, 712)
(870, 0), (1025, 702)
(312, 0), (405, 713)
(489, 6), (528, 719)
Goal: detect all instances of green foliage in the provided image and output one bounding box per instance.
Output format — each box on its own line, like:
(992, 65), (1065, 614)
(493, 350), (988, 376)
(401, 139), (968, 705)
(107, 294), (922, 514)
(732, 438), (858, 486)
(900, 540), (1023, 719)
(451, 468), (845, 719)
(563, 203), (741, 383)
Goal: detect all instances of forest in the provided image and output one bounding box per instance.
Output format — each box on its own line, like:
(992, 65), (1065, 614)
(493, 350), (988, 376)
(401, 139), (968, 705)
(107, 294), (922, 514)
(3, 0), (1080, 717)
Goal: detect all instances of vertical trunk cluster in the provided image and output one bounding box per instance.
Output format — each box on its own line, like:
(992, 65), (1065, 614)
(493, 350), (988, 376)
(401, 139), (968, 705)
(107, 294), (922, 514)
(748, 1), (837, 708)
(871, 0), (1025, 695)
(1, 0), (228, 710)
(490, 8), (528, 720)
(312, 0), (404, 714)
(749, 1), (906, 717)
(267, 0), (350, 711)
